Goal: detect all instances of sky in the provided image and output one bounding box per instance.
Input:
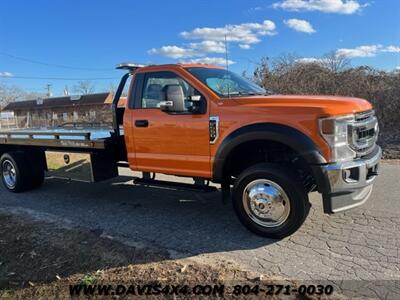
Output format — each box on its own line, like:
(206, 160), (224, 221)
(0, 0), (399, 96)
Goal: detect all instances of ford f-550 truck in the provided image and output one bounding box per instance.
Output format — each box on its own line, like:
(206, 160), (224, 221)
(0, 63), (381, 238)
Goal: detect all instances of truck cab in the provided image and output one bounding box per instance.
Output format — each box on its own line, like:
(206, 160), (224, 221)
(120, 63), (381, 238)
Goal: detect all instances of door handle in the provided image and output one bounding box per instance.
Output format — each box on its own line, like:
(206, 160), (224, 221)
(135, 120), (149, 127)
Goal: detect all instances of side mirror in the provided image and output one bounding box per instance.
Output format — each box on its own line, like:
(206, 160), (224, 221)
(159, 100), (173, 111)
(160, 85), (185, 112)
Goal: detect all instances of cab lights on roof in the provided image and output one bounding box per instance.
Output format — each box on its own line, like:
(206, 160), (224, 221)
(116, 63), (147, 72)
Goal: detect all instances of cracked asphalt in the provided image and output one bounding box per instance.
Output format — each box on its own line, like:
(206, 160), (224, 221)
(0, 161), (399, 298)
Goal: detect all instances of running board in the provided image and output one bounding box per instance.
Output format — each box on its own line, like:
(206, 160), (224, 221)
(132, 178), (218, 193)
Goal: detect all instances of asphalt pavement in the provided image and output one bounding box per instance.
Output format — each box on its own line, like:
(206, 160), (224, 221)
(0, 161), (399, 298)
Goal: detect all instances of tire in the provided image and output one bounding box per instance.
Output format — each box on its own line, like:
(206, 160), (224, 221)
(232, 163), (310, 239)
(0, 152), (44, 193)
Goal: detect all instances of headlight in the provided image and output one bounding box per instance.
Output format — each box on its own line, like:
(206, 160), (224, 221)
(319, 115), (356, 162)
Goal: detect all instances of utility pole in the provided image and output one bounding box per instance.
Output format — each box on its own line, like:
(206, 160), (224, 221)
(45, 84), (52, 97)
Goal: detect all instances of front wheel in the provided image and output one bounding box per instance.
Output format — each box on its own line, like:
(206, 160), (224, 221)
(232, 163), (310, 239)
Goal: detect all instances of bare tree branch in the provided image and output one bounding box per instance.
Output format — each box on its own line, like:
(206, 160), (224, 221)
(0, 83), (27, 109)
(321, 51), (350, 73)
(73, 81), (95, 95)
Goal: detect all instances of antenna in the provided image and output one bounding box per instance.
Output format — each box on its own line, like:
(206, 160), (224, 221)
(224, 34), (229, 72)
(224, 29), (231, 98)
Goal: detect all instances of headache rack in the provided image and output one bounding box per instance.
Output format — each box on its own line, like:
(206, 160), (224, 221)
(0, 130), (107, 149)
(112, 63), (146, 137)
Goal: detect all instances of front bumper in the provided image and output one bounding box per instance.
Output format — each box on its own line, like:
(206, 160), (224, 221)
(319, 146), (381, 213)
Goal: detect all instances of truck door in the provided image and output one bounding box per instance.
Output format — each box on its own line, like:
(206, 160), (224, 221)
(126, 71), (211, 178)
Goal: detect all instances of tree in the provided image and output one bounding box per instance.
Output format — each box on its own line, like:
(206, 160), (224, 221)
(0, 82), (46, 110)
(73, 80), (95, 95)
(0, 83), (26, 109)
(271, 52), (300, 74)
(321, 51), (350, 73)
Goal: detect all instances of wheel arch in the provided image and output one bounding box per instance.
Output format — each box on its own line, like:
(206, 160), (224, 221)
(212, 123), (327, 187)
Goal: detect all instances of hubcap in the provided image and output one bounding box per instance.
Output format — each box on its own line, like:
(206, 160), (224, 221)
(242, 179), (290, 228)
(2, 160), (17, 189)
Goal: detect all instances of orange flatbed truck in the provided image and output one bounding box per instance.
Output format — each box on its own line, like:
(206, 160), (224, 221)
(0, 63), (381, 238)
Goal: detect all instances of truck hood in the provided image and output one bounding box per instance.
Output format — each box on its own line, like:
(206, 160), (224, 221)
(232, 94), (372, 116)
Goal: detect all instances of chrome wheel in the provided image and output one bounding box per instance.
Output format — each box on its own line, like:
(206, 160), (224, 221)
(242, 179), (291, 228)
(2, 159), (17, 189)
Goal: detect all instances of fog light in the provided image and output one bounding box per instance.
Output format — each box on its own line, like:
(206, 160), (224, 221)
(343, 167), (359, 183)
(343, 169), (351, 179)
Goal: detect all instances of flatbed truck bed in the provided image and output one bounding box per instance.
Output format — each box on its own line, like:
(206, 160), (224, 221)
(0, 67), (130, 185)
(0, 127), (122, 150)
(0, 125), (127, 183)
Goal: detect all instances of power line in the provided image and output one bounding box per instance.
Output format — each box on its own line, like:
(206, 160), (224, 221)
(0, 51), (114, 71)
(0, 75), (119, 80)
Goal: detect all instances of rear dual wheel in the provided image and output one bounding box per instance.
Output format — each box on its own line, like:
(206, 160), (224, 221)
(232, 163), (310, 239)
(0, 152), (44, 193)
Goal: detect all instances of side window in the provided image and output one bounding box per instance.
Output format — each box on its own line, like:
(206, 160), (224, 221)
(129, 73), (144, 109)
(140, 71), (204, 112)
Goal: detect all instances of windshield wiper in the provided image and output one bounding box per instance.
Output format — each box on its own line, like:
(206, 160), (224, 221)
(236, 91), (267, 96)
(221, 91), (267, 97)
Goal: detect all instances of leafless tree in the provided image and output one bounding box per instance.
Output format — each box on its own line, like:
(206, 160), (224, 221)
(321, 51), (350, 73)
(73, 80), (95, 95)
(271, 53), (300, 75)
(0, 83), (26, 109)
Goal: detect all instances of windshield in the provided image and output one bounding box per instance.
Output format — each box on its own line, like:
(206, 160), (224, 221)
(186, 67), (268, 97)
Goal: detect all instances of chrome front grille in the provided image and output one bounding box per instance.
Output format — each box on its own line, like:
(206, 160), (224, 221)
(348, 110), (378, 157)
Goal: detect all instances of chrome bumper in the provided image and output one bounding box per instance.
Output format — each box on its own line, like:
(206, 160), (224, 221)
(321, 146), (381, 213)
